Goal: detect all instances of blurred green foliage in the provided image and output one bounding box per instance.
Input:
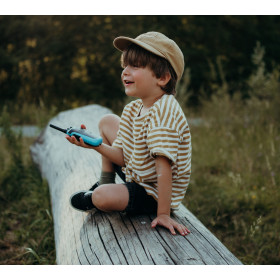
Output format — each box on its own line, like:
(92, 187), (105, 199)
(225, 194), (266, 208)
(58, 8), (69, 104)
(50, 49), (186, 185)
(0, 111), (55, 264)
(184, 43), (280, 264)
(1, 15), (280, 112)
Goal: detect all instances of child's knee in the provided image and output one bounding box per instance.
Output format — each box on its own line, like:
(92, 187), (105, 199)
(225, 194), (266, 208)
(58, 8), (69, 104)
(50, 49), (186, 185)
(98, 114), (121, 145)
(92, 187), (110, 211)
(98, 114), (120, 131)
(92, 184), (128, 212)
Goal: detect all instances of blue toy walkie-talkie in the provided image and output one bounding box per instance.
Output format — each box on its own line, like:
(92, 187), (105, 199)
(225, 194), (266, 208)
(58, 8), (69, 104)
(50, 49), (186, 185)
(50, 124), (103, 147)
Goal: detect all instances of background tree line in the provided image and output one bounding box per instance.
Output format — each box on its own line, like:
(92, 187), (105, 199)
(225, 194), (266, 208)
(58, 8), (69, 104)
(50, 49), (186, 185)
(1, 15), (280, 112)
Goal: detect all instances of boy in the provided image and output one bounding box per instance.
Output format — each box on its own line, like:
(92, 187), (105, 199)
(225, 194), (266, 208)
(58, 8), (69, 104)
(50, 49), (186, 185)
(67, 31), (192, 236)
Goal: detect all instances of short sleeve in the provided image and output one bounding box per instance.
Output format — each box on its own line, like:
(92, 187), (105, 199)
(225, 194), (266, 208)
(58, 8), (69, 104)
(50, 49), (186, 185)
(146, 126), (180, 164)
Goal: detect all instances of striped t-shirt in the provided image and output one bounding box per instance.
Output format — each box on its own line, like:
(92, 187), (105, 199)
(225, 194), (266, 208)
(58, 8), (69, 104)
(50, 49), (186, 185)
(113, 94), (192, 210)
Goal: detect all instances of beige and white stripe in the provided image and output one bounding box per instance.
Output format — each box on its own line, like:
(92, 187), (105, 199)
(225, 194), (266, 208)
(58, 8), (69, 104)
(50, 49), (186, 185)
(113, 94), (191, 210)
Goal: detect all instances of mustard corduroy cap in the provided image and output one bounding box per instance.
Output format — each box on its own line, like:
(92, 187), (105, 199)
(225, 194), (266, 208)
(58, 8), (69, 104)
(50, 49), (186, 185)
(113, 31), (184, 81)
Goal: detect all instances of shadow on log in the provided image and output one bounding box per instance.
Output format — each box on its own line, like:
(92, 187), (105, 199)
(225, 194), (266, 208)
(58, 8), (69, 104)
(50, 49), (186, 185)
(30, 104), (242, 265)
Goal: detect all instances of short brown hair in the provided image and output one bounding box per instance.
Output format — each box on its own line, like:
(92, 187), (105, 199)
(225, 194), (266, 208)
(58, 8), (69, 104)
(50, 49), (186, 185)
(121, 43), (177, 95)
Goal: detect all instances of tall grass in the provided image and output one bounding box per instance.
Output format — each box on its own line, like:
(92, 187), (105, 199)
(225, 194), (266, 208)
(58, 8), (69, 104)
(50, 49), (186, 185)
(183, 43), (280, 264)
(0, 110), (55, 264)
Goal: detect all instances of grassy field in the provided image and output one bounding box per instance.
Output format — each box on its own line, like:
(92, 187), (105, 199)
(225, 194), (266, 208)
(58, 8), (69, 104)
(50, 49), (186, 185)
(0, 49), (279, 264)
(0, 112), (55, 264)
(184, 93), (279, 264)
(183, 62), (280, 264)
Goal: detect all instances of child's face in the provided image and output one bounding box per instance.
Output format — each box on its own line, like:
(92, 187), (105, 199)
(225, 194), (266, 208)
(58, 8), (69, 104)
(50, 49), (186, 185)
(121, 65), (163, 99)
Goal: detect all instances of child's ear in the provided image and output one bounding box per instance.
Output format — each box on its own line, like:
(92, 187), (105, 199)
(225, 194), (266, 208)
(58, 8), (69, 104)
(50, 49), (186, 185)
(157, 72), (171, 87)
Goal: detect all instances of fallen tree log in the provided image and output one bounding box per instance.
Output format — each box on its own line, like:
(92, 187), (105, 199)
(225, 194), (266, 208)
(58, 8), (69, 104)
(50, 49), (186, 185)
(30, 104), (242, 265)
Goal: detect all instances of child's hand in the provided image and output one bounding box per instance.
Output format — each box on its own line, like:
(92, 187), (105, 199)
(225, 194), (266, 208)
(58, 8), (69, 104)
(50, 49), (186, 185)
(65, 124), (93, 149)
(151, 214), (190, 236)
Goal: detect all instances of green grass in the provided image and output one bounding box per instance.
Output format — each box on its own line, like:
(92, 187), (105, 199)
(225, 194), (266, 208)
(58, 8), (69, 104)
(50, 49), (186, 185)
(0, 112), (56, 264)
(183, 67), (280, 264)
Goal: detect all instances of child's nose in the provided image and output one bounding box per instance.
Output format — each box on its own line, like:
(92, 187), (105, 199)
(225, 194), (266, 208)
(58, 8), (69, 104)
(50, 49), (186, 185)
(122, 66), (129, 76)
(122, 65), (133, 77)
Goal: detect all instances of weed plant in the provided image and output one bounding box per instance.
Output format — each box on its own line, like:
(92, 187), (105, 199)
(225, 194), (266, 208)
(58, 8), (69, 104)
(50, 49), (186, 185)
(0, 110), (55, 264)
(184, 43), (280, 264)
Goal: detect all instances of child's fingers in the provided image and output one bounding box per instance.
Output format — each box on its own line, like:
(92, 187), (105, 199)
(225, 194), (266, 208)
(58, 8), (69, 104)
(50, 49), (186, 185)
(151, 217), (190, 236)
(66, 135), (78, 145)
(66, 135), (91, 149)
(71, 136), (80, 145)
(169, 225), (176, 235)
(151, 218), (176, 235)
(180, 225), (187, 235)
(151, 219), (158, 228)
(79, 137), (86, 146)
(79, 137), (92, 148)
(175, 223), (190, 236)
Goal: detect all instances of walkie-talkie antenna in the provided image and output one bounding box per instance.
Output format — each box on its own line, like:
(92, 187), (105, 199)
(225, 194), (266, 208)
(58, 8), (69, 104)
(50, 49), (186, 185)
(49, 124), (67, 134)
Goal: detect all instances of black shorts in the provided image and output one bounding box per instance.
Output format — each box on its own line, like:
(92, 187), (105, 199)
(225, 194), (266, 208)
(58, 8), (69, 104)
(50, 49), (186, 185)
(113, 164), (158, 215)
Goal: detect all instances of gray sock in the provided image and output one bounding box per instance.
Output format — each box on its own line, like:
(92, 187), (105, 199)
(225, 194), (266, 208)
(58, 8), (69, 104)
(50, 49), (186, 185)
(99, 171), (116, 185)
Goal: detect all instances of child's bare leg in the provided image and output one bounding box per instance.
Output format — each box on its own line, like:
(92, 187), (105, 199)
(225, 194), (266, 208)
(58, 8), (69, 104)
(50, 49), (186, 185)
(92, 184), (129, 212)
(98, 114), (120, 172)
(69, 114), (127, 212)
(93, 114), (129, 212)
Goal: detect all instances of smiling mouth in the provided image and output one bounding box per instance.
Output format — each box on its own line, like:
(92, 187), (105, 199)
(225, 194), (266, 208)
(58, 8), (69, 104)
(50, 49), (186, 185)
(124, 80), (134, 85)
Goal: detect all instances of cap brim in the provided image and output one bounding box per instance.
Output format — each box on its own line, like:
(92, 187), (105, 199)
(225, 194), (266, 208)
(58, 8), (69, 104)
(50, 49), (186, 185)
(113, 36), (165, 59)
